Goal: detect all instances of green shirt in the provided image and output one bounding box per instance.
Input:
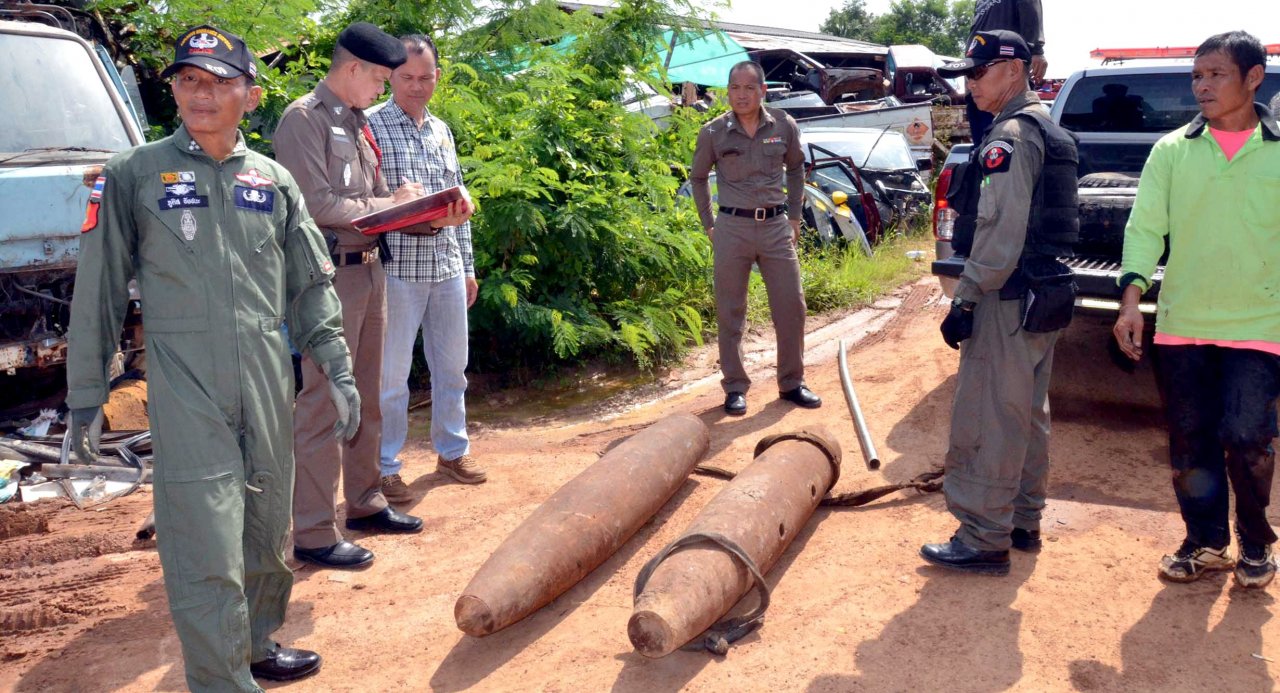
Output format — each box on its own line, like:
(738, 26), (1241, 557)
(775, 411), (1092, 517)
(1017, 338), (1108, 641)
(1121, 104), (1280, 343)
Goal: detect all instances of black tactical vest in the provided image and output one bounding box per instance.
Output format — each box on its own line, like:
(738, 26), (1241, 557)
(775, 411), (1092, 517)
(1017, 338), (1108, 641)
(946, 105), (1079, 269)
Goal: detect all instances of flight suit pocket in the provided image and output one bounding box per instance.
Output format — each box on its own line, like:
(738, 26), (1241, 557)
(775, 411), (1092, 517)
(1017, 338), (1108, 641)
(156, 468), (241, 609)
(1243, 178), (1280, 230)
(260, 316), (283, 332)
(244, 470), (285, 552)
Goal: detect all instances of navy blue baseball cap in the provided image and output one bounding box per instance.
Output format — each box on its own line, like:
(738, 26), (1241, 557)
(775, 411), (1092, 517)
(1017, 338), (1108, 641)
(161, 25), (258, 80)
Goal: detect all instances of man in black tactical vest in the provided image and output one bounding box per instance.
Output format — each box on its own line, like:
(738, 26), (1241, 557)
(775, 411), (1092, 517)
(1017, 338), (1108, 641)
(920, 30), (1079, 576)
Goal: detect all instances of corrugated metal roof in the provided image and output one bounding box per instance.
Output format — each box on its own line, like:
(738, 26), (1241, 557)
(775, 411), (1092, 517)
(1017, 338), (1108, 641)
(727, 30), (885, 56)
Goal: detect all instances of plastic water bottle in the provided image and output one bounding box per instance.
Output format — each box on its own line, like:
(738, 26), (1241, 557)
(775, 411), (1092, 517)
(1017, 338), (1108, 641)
(82, 475), (108, 500)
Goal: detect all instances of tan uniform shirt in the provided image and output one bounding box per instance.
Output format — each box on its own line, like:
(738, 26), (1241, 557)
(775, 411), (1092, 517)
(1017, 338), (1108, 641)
(956, 91), (1046, 303)
(689, 106), (805, 231)
(273, 80), (392, 251)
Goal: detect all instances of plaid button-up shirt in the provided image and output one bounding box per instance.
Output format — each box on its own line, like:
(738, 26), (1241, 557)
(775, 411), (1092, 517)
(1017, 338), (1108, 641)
(368, 99), (474, 282)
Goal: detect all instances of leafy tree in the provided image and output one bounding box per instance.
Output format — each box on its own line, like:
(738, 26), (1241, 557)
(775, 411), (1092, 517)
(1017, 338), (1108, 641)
(820, 0), (879, 42)
(821, 0), (974, 55)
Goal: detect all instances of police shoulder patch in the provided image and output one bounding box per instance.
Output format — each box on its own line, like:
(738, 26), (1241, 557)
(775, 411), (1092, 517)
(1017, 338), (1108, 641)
(981, 140), (1014, 173)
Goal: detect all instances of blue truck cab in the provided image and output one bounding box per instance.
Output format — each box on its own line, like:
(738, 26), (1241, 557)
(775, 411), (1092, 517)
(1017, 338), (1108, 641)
(0, 9), (145, 401)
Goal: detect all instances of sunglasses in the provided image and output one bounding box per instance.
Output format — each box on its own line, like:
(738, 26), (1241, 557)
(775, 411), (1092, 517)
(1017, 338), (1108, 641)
(969, 60), (1012, 81)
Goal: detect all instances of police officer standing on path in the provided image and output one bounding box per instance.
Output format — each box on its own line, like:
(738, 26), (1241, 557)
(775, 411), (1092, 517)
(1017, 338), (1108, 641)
(66, 26), (353, 689)
(689, 60), (822, 416)
(274, 23), (425, 570)
(921, 30), (1079, 575)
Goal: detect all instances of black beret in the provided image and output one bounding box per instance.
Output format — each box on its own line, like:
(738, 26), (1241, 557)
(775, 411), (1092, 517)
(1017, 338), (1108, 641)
(337, 22), (406, 70)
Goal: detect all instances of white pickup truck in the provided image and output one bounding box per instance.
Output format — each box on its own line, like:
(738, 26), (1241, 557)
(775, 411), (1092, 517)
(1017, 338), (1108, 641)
(932, 60), (1280, 314)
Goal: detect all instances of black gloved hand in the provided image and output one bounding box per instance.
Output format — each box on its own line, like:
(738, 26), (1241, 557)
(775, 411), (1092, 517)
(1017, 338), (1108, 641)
(940, 303), (974, 350)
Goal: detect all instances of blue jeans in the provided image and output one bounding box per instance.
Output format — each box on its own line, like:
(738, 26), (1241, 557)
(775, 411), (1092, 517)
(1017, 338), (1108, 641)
(1154, 344), (1280, 549)
(380, 272), (470, 475)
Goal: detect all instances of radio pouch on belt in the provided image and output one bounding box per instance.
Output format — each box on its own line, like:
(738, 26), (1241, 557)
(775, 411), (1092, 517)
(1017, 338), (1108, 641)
(1019, 257), (1076, 333)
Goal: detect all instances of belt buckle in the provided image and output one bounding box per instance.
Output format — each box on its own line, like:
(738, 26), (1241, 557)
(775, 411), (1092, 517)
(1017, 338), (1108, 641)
(362, 247), (378, 264)
(754, 207), (766, 221)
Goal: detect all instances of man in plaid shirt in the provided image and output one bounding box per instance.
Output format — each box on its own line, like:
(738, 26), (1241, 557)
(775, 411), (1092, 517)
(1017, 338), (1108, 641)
(369, 33), (484, 501)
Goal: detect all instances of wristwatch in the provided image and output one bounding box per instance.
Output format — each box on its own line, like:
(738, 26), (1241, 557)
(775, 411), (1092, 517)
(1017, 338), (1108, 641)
(952, 296), (976, 312)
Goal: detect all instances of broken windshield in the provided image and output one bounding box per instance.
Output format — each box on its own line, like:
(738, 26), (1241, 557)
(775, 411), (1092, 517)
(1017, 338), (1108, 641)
(0, 31), (132, 159)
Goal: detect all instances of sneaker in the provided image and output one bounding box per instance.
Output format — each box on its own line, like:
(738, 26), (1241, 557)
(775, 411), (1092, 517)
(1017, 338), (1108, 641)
(1158, 541), (1234, 583)
(1234, 543), (1277, 589)
(437, 454), (487, 484)
(380, 473), (414, 504)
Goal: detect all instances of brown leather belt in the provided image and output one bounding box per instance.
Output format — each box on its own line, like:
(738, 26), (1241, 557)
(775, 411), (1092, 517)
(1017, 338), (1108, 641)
(719, 204), (787, 221)
(331, 246), (379, 267)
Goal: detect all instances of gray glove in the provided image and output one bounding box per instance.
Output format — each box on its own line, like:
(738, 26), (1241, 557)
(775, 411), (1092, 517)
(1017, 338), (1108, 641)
(321, 356), (361, 441)
(67, 406), (103, 464)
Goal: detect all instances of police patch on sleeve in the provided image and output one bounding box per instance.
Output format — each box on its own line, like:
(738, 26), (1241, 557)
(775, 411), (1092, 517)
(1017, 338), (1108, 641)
(981, 140), (1014, 173)
(234, 186), (275, 213)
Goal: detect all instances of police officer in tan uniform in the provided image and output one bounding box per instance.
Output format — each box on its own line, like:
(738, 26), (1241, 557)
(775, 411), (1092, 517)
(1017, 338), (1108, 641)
(67, 26), (352, 689)
(689, 60), (822, 416)
(273, 23), (425, 569)
(921, 30), (1079, 575)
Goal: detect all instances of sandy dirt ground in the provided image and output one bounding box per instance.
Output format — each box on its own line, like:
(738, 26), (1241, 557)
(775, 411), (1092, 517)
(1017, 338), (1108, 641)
(3, 278), (1278, 692)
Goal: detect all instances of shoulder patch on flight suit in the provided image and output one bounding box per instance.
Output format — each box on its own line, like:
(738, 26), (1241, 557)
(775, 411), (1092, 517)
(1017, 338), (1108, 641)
(81, 175), (105, 233)
(981, 140), (1014, 173)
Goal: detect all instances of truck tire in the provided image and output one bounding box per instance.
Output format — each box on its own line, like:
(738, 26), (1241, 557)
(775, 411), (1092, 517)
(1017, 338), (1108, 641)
(1079, 172), (1139, 188)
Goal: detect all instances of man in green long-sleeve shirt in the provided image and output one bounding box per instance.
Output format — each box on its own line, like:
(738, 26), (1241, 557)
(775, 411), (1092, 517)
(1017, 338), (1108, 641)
(1114, 30), (1280, 589)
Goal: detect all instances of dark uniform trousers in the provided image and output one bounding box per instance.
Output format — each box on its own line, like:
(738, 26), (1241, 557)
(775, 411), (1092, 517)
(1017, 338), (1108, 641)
(713, 212), (806, 394)
(292, 258), (388, 548)
(943, 296), (1059, 551)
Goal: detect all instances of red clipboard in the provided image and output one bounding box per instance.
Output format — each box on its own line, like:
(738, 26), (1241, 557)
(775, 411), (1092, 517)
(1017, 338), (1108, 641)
(353, 185), (468, 235)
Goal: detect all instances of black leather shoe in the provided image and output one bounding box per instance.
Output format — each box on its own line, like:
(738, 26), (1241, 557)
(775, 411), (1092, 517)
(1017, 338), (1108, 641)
(724, 391), (747, 416)
(920, 537), (1010, 575)
(251, 647), (321, 681)
(779, 385), (822, 409)
(293, 541), (374, 569)
(345, 507), (423, 534)
(1011, 527), (1042, 552)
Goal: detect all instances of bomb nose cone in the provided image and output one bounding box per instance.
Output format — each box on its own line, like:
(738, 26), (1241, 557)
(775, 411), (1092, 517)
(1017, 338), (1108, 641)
(455, 595), (495, 637)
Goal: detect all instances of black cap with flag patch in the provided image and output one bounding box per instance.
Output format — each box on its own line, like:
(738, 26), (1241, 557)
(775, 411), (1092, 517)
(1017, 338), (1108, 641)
(161, 25), (258, 81)
(938, 30), (1031, 78)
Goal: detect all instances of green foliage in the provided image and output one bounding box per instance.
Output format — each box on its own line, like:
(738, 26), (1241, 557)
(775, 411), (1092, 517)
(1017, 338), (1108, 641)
(745, 231), (928, 326)
(820, 0), (878, 41)
(425, 0), (715, 371)
(821, 0), (974, 56)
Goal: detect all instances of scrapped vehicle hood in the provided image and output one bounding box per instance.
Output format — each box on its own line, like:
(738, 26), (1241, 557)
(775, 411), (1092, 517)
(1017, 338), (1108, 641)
(809, 66), (886, 104)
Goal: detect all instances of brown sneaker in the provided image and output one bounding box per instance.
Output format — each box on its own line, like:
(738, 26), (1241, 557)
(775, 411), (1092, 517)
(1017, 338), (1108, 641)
(380, 473), (414, 504)
(437, 454), (487, 484)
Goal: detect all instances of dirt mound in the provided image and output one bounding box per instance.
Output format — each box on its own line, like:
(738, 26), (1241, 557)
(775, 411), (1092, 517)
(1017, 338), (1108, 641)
(0, 499), (67, 540)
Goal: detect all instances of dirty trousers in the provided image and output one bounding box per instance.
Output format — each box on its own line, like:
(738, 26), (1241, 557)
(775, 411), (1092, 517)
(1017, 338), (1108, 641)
(712, 212), (806, 394)
(149, 330), (295, 692)
(1154, 344), (1280, 549)
(293, 260), (389, 548)
(943, 296), (1059, 551)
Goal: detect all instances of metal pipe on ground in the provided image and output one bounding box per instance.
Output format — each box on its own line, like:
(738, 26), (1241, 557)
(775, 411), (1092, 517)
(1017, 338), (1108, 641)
(455, 412), (710, 637)
(629, 427), (841, 658)
(837, 338), (880, 471)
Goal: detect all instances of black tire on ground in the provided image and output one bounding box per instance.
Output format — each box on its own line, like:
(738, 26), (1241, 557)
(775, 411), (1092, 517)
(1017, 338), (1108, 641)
(1078, 172), (1140, 188)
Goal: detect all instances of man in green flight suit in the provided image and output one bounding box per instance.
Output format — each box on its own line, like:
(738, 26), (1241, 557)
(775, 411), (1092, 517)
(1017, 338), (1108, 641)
(65, 26), (358, 691)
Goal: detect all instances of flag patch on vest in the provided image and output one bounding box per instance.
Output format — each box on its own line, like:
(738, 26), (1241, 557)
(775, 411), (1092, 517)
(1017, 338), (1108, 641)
(234, 185), (275, 213)
(981, 140), (1013, 173)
